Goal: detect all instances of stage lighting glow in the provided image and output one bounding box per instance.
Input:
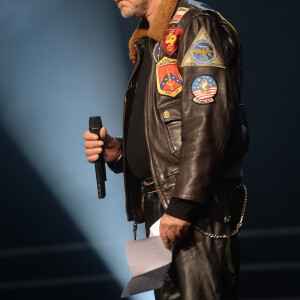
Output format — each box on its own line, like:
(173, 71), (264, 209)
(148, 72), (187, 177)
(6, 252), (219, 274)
(0, 1), (152, 299)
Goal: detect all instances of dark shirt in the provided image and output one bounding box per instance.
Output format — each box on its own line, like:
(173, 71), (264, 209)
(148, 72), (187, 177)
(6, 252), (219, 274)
(126, 39), (199, 223)
(126, 42), (152, 180)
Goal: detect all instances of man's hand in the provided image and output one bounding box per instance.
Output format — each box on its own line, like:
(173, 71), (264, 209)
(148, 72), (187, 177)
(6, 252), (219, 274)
(83, 127), (122, 163)
(159, 213), (190, 250)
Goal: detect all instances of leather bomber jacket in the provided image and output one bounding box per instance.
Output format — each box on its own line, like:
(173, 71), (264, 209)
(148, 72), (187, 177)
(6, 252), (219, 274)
(110, 0), (249, 227)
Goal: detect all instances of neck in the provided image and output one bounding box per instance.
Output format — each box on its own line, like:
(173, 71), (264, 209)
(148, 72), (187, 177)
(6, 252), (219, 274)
(145, 0), (162, 25)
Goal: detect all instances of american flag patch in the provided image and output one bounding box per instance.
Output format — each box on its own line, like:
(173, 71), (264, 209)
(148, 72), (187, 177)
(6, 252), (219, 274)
(192, 75), (217, 104)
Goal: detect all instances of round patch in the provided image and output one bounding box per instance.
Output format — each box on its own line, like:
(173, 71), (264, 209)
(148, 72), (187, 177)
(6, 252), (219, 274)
(192, 75), (217, 104)
(153, 42), (161, 62)
(191, 41), (215, 63)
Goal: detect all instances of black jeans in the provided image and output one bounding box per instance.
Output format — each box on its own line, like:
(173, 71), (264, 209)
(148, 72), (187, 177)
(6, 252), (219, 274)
(143, 192), (240, 300)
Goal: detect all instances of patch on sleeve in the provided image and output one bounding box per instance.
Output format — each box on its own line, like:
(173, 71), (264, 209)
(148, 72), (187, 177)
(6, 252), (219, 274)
(170, 7), (189, 24)
(156, 57), (183, 97)
(192, 75), (217, 104)
(153, 42), (161, 62)
(162, 26), (183, 56)
(181, 26), (225, 68)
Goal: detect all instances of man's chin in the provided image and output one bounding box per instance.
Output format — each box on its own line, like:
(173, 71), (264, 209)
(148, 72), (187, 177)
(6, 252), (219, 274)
(120, 8), (140, 18)
(120, 9), (132, 18)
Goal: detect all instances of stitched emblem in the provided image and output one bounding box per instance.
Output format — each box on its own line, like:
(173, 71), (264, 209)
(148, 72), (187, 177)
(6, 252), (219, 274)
(153, 42), (161, 62)
(192, 75), (217, 104)
(156, 57), (183, 97)
(181, 26), (225, 68)
(162, 26), (183, 56)
(170, 7), (190, 24)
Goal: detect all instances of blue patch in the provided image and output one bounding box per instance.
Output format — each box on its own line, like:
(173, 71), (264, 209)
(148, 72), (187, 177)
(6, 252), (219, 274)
(153, 42), (160, 62)
(181, 26), (225, 68)
(192, 41), (214, 63)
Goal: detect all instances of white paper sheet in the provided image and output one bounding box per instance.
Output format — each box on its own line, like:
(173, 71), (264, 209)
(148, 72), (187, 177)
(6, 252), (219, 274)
(121, 219), (172, 298)
(149, 218), (161, 237)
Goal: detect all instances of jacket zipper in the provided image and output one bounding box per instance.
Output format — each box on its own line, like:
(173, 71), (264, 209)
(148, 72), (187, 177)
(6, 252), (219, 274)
(144, 43), (168, 210)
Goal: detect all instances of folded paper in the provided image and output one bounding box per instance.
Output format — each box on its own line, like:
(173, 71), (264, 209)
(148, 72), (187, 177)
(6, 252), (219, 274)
(121, 219), (171, 298)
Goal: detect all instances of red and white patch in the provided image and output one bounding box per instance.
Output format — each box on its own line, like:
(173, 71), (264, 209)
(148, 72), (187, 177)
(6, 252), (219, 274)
(170, 7), (190, 24)
(192, 75), (218, 104)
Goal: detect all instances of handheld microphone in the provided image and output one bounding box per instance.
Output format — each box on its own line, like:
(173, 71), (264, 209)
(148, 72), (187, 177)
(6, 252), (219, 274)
(89, 116), (107, 199)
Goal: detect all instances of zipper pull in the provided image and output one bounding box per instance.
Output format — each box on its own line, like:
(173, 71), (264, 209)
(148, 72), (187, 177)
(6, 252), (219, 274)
(133, 222), (138, 240)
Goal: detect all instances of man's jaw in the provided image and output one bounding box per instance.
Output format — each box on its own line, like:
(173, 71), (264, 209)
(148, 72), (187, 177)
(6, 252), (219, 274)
(114, 0), (148, 19)
(114, 0), (133, 18)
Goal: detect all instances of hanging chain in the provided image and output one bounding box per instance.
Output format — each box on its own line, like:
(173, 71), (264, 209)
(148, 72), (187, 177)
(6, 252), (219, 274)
(194, 184), (248, 239)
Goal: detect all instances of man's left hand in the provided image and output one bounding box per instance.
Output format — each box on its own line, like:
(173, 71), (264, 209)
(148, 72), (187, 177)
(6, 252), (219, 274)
(159, 214), (190, 250)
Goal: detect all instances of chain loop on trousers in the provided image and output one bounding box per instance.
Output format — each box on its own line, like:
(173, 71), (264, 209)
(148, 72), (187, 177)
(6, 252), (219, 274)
(194, 184), (248, 239)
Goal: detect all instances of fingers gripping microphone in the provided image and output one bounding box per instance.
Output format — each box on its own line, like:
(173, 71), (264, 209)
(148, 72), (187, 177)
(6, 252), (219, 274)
(89, 116), (107, 199)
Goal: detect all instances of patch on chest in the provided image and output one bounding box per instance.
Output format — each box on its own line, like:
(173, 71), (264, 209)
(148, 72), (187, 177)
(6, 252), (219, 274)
(181, 26), (225, 68)
(162, 25), (183, 56)
(191, 75), (217, 104)
(170, 7), (190, 24)
(153, 42), (161, 62)
(156, 57), (183, 97)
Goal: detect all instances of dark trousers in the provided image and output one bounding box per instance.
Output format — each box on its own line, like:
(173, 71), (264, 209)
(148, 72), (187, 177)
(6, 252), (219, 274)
(143, 192), (240, 300)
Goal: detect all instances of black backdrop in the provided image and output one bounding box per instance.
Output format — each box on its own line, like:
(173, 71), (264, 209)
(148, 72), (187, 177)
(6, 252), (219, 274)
(0, 0), (299, 299)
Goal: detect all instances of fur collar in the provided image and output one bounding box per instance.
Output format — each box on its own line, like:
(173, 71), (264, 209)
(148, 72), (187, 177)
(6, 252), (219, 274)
(129, 0), (179, 61)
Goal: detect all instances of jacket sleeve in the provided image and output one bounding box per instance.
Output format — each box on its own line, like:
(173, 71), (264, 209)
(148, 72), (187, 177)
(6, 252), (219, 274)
(172, 14), (235, 204)
(107, 137), (123, 174)
(165, 197), (203, 223)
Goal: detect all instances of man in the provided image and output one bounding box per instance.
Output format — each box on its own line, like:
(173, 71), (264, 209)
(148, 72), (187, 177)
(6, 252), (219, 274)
(83, 0), (248, 299)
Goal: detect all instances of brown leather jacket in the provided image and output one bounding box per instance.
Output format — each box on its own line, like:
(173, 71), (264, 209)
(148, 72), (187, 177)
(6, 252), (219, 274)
(110, 0), (248, 229)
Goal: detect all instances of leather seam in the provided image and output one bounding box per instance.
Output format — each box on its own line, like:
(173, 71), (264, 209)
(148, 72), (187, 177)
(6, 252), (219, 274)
(157, 99), (181, 108)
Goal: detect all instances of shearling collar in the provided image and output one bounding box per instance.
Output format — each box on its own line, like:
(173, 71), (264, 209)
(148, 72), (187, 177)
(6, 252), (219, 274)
(129, 0), (180, 61)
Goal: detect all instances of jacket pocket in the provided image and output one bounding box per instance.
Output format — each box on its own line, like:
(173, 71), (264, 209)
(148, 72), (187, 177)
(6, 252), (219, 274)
(158, 100), (182, 154)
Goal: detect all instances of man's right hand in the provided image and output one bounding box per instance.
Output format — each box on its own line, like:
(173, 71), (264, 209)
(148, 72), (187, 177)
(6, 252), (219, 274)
(83, 127), (122, 163)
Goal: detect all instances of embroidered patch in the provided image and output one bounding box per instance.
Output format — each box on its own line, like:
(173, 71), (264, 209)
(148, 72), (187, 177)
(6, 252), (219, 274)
(192, 75), (217, 104)
(181, 26), (225, 68)
(162, 26), (183, 56)
(170, 7), (189, 24)
(156, 57), (183, 97)
(153, 42), (161, 62)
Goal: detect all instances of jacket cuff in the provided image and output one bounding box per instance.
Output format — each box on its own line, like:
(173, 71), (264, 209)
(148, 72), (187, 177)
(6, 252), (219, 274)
(165, 198), (202, 224)
(107, 137), (123, 174)
(107, 153), (123, 174)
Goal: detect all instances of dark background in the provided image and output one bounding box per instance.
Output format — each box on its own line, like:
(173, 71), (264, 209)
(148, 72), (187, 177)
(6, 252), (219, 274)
(0, 0), (299, 299)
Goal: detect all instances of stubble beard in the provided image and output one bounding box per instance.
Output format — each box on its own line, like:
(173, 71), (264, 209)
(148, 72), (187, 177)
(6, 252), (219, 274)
(117, 0), (149, 18)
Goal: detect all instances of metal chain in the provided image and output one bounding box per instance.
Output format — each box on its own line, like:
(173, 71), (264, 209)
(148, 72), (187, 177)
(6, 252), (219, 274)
(194, 184), (248, 239)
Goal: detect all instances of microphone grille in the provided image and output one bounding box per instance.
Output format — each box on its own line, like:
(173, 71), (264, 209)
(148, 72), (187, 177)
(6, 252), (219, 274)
(89, 116), (102, 129)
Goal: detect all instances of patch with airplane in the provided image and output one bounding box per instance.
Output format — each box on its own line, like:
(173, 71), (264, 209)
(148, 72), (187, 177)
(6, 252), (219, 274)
(156, 57), (183, 97)
(162, 26), (183, 56)
(181, 26), (225, 68)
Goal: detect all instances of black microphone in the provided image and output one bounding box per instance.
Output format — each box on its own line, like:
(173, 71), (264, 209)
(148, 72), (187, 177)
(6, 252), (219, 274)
(89, 116), (106, 199)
